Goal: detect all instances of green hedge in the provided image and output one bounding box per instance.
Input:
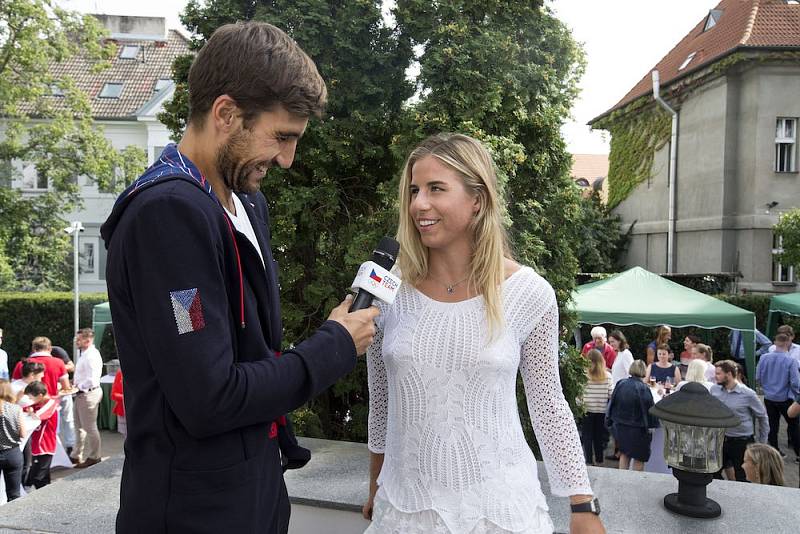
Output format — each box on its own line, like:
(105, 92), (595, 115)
(0, 292), (112, 368)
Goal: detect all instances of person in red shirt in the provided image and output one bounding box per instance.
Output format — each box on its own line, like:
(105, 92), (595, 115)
(111, 370), (126, 438)
(581, 326), (617, 369)
(11, 337), (70, 397)
(22, 381), (59, 489)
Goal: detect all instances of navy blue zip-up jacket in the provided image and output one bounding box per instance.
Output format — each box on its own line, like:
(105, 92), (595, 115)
(101, 144), (357, 533)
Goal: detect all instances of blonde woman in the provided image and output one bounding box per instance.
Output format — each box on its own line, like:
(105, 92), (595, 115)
(742, 443), (785, 486)
(363, 134), (604, 533)
(691, 343), (716, 382)
(674, 360), (714, 392)
(580, 350), (613, 466)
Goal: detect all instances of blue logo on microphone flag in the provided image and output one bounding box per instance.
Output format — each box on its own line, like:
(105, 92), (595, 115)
(170, 288), (206, 334)
(370, 269), (383, 283)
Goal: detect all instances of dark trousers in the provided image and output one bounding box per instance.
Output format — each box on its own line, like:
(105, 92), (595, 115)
(21, 440), (31, 486)
(765, 398), (800, 455)
(25, 454), (53, 489)
(0, 446), (24, 501)
(581, 412), (607, 463)
(717, 435), (753, 482)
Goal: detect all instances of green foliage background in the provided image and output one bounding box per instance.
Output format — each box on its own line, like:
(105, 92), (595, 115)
(153, 0), (620, 445)
(0, 292), (110, 367)
(0, 0), (147, 291)
(774, 208), (800, 269)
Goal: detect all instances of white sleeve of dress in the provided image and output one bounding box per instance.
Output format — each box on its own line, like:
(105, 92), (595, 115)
(366, 325), (388, 454)
(520, 297), (593, 497)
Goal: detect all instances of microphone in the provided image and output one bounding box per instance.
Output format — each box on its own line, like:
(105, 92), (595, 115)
(349, 237), (401, 312)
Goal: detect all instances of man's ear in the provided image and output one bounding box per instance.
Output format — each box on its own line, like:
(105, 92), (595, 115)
(211, 95), (240, 132)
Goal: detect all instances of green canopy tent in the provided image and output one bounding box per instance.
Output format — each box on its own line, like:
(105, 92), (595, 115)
(570, 267), (757, 383)
(92, 301), (112, 344)
(765, 292), (800, 338)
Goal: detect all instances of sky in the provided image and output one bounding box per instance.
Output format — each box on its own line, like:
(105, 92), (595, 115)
(61, 0), (720, 155)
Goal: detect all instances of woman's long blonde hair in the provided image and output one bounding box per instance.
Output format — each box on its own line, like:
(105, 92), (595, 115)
(745, 443), (784, 486)
(587, 349), (607, 382)
(397, 133), (511, 335)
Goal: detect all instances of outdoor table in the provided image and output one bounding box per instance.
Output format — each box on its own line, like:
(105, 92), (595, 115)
(97, 374), (117, 432)
(645, 386), (672, 474)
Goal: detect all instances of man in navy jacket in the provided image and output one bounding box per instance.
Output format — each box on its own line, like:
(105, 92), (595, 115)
(101, 22), (378, 533)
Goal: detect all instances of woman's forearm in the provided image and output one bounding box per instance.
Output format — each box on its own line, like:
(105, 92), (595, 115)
(369, 451), (385, 499)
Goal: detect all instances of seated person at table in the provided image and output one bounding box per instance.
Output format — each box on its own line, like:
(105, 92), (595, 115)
(644, 344), (681, 386)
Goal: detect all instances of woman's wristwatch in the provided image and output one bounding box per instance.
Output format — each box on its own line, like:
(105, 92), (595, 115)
(570, 497), (601, 515)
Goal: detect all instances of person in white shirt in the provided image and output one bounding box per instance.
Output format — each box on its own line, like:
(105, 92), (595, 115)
(10, 360), (45, 401)
(692, 343), (717, 383)
(363, 134), (604, 533)
(608, 330), (634, 389)
(71, 328), (103, 468)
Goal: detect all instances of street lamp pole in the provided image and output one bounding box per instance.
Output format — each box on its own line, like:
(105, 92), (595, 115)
(64, 221), (84, 361)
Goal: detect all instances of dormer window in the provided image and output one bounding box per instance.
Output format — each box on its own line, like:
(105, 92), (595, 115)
(704, 10), (723, 31)
(99, 82), (124, 99)
(153, 78), (171, 92)
(678, 52), (696, 71)
(120, 45), (140, 59)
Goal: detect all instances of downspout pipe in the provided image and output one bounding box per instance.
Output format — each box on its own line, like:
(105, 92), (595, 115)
(652, 70), (678, 274)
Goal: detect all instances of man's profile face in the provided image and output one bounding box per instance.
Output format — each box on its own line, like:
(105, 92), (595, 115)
(216, 106), (308, 194)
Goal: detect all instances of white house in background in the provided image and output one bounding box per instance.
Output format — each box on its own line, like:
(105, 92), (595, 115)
(7, 15), (190, 293)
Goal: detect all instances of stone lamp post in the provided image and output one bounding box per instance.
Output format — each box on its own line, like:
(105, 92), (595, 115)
(649, 382), (739, 518)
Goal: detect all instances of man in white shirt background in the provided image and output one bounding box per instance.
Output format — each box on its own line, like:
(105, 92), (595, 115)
(72, 328), (104, 468)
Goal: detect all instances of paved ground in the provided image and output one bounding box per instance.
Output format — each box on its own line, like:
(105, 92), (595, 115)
(41, 425), (800, 489)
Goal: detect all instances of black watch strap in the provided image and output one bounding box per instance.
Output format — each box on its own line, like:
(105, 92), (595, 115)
(571, 498), (600, 515)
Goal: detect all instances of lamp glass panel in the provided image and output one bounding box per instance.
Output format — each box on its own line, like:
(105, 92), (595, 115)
(663, 422), (725, 473)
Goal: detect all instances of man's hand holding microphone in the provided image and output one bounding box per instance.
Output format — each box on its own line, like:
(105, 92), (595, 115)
(328, 237), (401, 355)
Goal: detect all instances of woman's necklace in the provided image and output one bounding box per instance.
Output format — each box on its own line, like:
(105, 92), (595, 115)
(431, 275), (469, 294)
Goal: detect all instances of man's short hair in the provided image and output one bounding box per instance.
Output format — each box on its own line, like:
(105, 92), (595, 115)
(715, 359), (737, 376)
(22, 360), (45, 378)
(188, 22), (327, 128)
(76, 328), (94, 339)
(590, 326), (607, 339)
(776, 325), (795, 338)
(31, 336), (52, 353)
(775, 333), (791, 345)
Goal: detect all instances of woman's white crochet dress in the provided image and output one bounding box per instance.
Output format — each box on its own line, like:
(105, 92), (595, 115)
(365, 267), (592, 533)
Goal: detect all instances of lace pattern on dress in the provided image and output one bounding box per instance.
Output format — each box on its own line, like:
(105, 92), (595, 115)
(366, 267), (592, 533)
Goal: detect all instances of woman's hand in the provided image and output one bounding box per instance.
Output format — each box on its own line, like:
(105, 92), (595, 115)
(362, 496), (375, 520)
(570, 512), (606, 533)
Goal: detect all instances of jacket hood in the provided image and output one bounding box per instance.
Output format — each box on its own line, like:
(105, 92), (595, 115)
(101, 144), (217, 247)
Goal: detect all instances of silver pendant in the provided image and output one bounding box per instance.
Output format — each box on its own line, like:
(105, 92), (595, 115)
(447, 286), (455, 294)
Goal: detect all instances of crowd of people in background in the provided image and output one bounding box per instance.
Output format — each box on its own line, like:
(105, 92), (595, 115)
(0, 328), (123, 502)
(579, 324), (800, 487)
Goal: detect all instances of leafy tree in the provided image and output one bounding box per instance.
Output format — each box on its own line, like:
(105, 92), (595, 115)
(774, 208), (800, 268)
(0, 0), (146, 290)
(163, 0), (590, 441)
(170, 0), (414, 439)
(573, 191), (632, 273)
(394, 0), (586, 309)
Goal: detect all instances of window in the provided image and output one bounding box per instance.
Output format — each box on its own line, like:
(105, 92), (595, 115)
(704, 10), (723, 31)
(98, 82), (124, 99)
(153, 78), (171, 92)
(678, 52), (696, 71)
(120, 45), (140, 59)
(772, 235), (795, 283)
(775, 118), (797, 172)
(79, 242), (95, 275)
(21, 162), (47, 190)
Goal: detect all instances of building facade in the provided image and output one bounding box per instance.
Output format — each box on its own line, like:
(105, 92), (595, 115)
(591, 0), (800, 292)
(5, 15), (190, 292)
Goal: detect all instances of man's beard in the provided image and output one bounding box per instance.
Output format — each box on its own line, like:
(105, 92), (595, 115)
(215, 128), (265, 194)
